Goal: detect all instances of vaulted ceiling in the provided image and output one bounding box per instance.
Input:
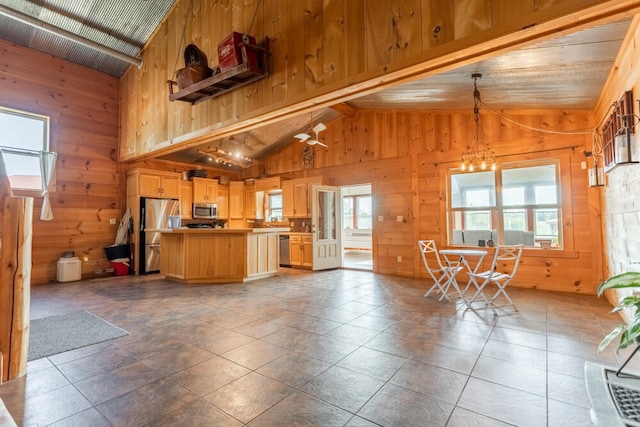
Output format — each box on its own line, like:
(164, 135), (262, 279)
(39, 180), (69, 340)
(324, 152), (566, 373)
(0, 1), (633, 168)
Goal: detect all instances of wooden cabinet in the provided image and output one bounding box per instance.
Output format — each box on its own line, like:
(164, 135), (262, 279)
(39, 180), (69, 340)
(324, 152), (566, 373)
(192, 177), (218, 203)
(180, 181), (193, 219)
(246, 232), (279, 278)
(282, 182), (294, 218)
(135, 170), (180, 198)
(216, 185), (229, 219)
(282, 177), (323, 218)
(290, 234), (312, 268)
(255, 176), (281, 192)
(229, 181), (244, 219)
(245, 185), (257, 218)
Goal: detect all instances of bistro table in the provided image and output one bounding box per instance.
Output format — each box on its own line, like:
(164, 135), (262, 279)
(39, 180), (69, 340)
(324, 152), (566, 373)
(439, 249), (489, 310)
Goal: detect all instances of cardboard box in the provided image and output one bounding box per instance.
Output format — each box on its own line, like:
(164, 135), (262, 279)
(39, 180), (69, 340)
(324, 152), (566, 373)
(218, 32), (258, 72)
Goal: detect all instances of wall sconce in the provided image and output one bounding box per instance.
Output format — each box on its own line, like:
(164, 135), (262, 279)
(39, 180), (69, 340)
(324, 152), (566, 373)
(612, 96), (640, 165)
(614, 127), (639, 164)
(585, 131), (605, 187)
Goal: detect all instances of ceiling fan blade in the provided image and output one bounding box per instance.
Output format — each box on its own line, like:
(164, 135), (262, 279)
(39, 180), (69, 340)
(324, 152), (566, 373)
(294, 133), (311, 141)
(313, 122), (326, 134)
(308, 140), (328, 148)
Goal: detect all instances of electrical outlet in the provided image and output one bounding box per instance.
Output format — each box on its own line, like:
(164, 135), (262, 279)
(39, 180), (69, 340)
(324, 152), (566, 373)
(82, 256), (89, 264)
(378, 216), (384, 222)
(109, 218), (116, 224)
(397, 215), (403, 222)
(397, 256), (402, 263)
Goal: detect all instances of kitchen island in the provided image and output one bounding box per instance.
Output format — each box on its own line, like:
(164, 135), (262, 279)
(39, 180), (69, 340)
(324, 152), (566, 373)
(155, 228), (289, 284)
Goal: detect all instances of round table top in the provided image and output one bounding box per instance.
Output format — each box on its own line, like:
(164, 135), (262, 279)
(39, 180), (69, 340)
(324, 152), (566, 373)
(439, 249), (488, 256)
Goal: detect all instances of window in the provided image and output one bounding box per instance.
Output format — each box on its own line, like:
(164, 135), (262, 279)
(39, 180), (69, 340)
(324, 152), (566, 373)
(0, 107), (50, 190)
(343, 195), (372, 229)
(267, 192), (283, 220)
(448, 161), (561, 248)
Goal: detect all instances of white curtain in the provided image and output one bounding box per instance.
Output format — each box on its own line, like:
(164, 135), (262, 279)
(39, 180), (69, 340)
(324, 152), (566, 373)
(0, 149), (11, 197)
(39, 151), (57, 221)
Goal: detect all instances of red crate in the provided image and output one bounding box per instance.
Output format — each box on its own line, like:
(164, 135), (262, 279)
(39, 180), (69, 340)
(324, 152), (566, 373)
(217, 32), (258, 72)
(110, 261), (129, 276)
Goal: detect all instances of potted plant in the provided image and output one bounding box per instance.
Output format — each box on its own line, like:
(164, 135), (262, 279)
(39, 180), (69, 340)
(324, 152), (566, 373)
(598, 272), (640, 354)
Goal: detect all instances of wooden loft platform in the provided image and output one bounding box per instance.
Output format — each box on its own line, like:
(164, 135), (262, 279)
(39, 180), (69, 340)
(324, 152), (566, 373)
(167, 38), (270, 105)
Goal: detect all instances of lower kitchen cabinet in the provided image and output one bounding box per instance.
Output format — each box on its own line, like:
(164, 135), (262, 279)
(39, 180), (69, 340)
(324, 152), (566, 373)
(290, 234), (312, 268)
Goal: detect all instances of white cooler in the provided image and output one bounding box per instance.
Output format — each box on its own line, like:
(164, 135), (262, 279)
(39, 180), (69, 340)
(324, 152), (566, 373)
(57, 257), (81, 282)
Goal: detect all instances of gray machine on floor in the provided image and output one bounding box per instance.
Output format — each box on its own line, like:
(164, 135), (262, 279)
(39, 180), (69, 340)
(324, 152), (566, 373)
(139, 197), (179, 274)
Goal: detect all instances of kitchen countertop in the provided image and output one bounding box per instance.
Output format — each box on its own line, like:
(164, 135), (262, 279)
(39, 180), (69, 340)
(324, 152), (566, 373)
(147, 227), (291, 233)
(280, 231), (312, 235)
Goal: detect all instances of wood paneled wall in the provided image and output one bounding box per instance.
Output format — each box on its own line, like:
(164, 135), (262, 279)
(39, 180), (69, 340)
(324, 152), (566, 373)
(593, 16), (640, 313)
(0, 40), (121, 285)
(120, 0), (620, 161)
(261, 109), (602, 293)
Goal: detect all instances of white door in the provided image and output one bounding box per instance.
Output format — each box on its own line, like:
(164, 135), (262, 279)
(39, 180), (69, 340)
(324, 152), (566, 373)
(311, 185), (342, 270)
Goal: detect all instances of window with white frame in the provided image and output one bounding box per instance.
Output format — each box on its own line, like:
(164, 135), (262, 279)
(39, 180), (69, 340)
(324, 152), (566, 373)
(0, 107), (50, 191)
(448, 161), (561, 248)
(342, 195), (372, 229)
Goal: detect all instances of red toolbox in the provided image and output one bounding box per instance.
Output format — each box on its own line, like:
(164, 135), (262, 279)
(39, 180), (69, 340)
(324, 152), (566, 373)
(217, 32), (258, 72)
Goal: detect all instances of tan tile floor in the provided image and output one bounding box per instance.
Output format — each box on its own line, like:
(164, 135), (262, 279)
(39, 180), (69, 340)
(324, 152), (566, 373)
(0, 268), (628, 426)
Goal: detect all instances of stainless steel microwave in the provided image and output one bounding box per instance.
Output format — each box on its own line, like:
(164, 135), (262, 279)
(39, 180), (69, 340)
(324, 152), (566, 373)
(193, 203), (217, 219)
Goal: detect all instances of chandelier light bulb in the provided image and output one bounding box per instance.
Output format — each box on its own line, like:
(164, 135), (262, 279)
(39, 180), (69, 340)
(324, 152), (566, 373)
(469, 163), (474, 172)
(491, 162), (496, 171)
(481, 159), (486, 170)
(461, 161), (466, 171)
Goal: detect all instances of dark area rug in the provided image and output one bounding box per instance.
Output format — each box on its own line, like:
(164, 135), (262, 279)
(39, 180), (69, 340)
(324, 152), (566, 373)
(28, 310), (129, 361)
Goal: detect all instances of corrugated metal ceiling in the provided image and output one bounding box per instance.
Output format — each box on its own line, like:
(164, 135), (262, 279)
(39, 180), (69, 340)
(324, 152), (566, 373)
(0, 0), (176, 76)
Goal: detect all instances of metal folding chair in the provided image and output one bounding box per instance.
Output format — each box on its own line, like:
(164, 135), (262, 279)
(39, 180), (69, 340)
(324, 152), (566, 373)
(418, 240), (462, 301)
(467, 244), (523, 314)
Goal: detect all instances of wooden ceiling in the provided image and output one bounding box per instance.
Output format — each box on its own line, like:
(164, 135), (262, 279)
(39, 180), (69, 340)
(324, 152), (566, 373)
(159, 17), (631, 169)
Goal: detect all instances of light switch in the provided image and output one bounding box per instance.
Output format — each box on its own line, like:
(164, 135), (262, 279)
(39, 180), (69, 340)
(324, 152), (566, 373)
(397, 215), (403, 222)
(109, 218), (116, 224)
(378, 216), (384, 222)
(397, 256), (402, 263)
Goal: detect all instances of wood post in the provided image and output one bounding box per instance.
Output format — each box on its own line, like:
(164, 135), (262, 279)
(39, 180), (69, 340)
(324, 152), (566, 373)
(0, 196), (33, 382)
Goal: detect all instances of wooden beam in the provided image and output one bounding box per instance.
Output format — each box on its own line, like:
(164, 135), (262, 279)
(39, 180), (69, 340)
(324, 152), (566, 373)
(330, 103), (358, 117)
(0, 196), (33, 382)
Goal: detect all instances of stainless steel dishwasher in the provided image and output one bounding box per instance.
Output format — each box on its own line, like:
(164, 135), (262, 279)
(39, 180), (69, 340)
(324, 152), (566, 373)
(279, 234), (290, 267)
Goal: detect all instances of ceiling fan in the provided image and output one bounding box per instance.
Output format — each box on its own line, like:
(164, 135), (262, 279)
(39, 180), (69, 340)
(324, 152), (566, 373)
(294, 115), (328, 147)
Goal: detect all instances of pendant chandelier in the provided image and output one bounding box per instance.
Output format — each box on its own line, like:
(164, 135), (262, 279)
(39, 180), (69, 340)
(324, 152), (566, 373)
(460, 73), (496, 172)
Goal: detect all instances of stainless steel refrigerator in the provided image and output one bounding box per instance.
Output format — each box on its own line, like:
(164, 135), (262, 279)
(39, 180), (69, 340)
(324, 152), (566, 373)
(140, 197), (180, 274)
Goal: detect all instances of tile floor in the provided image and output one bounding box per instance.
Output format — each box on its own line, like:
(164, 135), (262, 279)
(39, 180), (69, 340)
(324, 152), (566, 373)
(0, 268), (629, 426)
(342, 250), (372, 270)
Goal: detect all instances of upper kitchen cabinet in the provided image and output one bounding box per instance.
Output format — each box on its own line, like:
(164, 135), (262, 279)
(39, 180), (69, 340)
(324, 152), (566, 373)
(229, 181), (244, 219)
(216, 185), (229, 219)
(255, 177), (281, 192)
(244, 184), (257, 219)
(282, 177), (323, 218)
(128, 169), (180, 199)
(192, 178), (218, 204)
(180, 181), (193, 220)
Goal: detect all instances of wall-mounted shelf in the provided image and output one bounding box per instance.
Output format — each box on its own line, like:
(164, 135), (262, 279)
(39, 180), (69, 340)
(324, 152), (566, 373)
(167, 38), (269, 105)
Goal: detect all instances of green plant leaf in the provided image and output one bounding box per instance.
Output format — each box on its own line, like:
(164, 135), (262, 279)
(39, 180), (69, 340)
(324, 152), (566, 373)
(598, 272), (640, 296)
(599, 324), (624, 352)
(612, 295), (640, 312)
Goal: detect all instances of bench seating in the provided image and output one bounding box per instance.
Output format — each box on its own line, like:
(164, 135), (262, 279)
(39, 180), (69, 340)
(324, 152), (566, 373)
(452, 229), (534, 246)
